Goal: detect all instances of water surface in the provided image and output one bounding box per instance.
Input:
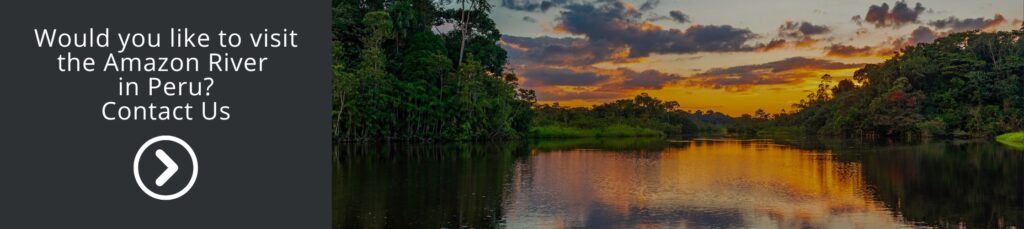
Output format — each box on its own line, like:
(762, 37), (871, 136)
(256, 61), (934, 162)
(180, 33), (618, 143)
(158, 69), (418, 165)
(333, 138), (1023, 228)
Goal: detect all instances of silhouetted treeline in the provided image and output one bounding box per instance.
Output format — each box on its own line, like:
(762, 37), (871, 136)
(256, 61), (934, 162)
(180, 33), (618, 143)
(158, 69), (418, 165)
(532, 93), (708, 136)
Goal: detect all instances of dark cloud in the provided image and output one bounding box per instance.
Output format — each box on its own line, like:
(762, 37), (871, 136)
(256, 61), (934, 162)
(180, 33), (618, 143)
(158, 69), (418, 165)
(698, 57), (862, 76)
(500, 0), (573, 12)
(688, 57), (864, 90)
(825, 44), (877, 57)
(522, 16), (538, 23)
(519, 65), (682, 90)
(557, 1), (758, 58)
(645, 10), (691, 25)
(907, 25), (939, 44)
(758, 21), (830, 51)
(500, 0), (784, 99)
(517, 65), (683, 101)
(669, 10), (691, 24)
(639, 0), (659, 11)
(502, 35), (629, 66)
(851, 15), (863, 25)
(778, 21), (830, 38)
(756, 39), (787, 52)
(858, 1), (927, 28)
(929, 14), (1006, 33)
(617, 68), (684, 89)
(522, 67), (608, 87)
(878, 26), (942, 54)
(503, 1), (757, 65)
(534, 90), (622, 101)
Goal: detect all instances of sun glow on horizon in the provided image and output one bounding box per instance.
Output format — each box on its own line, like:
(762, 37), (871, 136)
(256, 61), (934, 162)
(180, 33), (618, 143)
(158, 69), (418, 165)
(496, 0), (1022, 116)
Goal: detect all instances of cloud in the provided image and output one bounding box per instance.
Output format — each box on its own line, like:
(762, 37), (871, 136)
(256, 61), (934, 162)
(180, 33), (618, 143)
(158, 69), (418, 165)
(893, 25), (940, 48)
(504, 1), (758, 65)
(501, 0), (798, 101)
(522, 67), (609, 87)
(615, 68), (684, 89)
(851, 15), (863, 25)
(879, 26), (942, 52)
(534, 90), (622, 101)
(755, 37), (821, 52)
(756, 39), (788, 52)
(754, 21), (830, 52)
(687, 57), (864, 90)
(669, 10), (691, 24)
(500, 0), (573, 12)
(793, 37), (819, 47)
(778, 21), (831, 38)
(556, 1), (758, 58)
(639, 0), (659, 11)
(644, 10), (693, 25)
(929, 14), (1006, 33)
(825, 44), (878, 57)
(857, 1), (927, 28)
(518, 66), (683, 101)
(522, 16), (538, 23)
(520, 65), (682, 89)
(502, 35), (630, 65)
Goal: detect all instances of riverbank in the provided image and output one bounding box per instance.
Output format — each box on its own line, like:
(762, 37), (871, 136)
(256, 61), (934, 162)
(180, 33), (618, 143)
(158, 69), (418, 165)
(753, 126), (803, 138)
(996, 132), (1024, 149)
(528, 124), (663, 138)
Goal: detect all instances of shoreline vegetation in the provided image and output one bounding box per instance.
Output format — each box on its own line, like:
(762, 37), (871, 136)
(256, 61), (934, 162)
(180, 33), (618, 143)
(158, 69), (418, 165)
(528, 125), (663, 138)
(732, 27), (1024, 141)
(527, 93), (730, 139)
(331, 0), (1024, 146)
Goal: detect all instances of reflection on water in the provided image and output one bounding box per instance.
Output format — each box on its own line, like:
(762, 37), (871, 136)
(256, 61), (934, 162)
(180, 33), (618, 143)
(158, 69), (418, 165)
(333, 138), (1023, 228)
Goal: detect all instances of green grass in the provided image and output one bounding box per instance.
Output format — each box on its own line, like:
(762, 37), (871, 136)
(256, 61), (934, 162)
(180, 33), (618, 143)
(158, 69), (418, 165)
(598, 124), (664, 137)
(530, 126), (597, 138)
(529, 137), (669, 151)
(996, 131), (1024, 150)
(530, 124), (664, 138)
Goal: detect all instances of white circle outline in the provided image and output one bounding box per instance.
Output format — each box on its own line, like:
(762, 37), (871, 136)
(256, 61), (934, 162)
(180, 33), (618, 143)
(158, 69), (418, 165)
(133, 135), (198, 201)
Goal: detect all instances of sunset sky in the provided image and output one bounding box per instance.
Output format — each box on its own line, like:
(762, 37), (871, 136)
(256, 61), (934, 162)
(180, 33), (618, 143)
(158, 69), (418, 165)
(492, 0), (1024, 115)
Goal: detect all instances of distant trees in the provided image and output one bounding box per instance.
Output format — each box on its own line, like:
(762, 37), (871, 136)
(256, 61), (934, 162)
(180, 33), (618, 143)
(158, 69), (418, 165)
(332, 0), (533, 141)
(764, 28), (1024, 138)
(532, 93), (701, 136)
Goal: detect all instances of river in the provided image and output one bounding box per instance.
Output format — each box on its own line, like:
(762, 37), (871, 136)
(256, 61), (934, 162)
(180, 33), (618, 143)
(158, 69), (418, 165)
(333, 137), (1023, 228)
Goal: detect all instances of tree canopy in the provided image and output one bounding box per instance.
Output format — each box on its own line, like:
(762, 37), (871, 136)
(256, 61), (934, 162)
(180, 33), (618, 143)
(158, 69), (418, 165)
(332, 0), (534, 141)
(532, 93), (703, 137)
(759, 28), (1024, 138)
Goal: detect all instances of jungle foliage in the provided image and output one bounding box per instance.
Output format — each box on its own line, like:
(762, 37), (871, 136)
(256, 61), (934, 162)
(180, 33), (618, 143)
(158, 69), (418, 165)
(742, 28), (1024, 138)
(530, 93), (705, 137)
(332, 0), (535, 141)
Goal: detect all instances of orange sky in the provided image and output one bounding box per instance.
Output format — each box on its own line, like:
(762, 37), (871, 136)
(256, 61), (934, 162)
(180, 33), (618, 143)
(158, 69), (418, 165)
(494, 0), (1024, 116)
(549, 56), (870, 115)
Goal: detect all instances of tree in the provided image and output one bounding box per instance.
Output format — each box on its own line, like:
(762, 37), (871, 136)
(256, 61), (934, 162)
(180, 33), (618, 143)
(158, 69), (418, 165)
(764, 28), (1024, 138)
(331, 1), (533, 141)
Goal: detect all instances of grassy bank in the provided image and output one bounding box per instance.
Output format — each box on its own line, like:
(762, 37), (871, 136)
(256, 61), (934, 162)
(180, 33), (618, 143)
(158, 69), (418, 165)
(529, 124), (664, 138)
(996, 131), (1024, 149)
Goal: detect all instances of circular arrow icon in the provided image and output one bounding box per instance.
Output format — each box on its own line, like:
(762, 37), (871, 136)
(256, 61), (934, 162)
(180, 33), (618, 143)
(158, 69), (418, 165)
(133, 135), (198, 201)
(153, 149), (179, 187)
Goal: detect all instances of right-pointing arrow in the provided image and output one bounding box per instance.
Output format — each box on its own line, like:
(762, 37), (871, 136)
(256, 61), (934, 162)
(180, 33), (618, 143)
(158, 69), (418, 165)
(154, 149), (179, 187)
